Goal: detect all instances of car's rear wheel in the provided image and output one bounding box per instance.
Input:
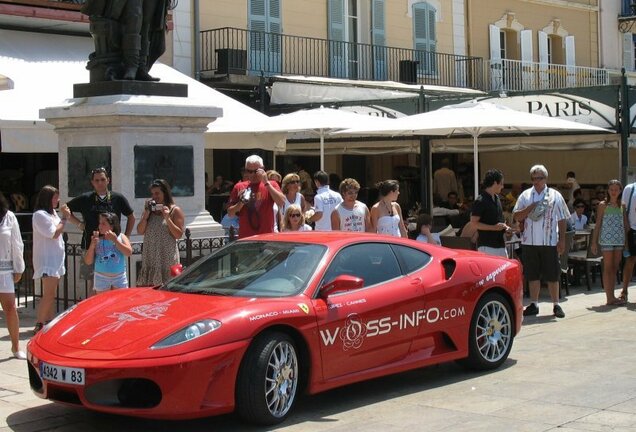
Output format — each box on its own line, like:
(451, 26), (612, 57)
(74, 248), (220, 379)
(463, 292), (514, 370)
(236, 331), (299, 425)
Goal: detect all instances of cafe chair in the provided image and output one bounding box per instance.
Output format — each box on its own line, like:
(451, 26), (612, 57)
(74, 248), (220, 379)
(568, 229), (602, 291)
(559, 230), (575, 297)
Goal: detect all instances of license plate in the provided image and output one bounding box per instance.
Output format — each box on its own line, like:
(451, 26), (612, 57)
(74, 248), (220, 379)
(40, 362), (85, 386)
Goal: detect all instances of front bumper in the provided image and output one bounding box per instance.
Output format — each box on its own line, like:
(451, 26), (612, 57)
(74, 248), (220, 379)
(27, 339), (250, 420)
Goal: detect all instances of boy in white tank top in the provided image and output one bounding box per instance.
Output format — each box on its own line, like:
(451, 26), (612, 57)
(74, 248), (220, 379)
(331, 178), (371, 232)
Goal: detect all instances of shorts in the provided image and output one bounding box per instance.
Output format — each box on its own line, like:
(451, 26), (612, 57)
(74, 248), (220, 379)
(601, 245), (623, 252)
(94, 272), (128, 291)
(0, 273), (15, 294)
(477, 246), (508, 258)
(628, 229), (636, 256)
(521, 245), (560, 282)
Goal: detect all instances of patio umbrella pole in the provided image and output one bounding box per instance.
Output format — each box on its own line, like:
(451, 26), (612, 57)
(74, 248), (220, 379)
(473, 134), (479, 199)
(320, 129), (325, 171)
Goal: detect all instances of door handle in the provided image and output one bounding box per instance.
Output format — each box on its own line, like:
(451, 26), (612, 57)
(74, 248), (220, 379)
(410, 277), (422, 285)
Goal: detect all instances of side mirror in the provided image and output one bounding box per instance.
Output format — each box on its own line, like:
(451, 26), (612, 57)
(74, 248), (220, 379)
(320, 275), (364, 298)
(170, 264), (183, 277)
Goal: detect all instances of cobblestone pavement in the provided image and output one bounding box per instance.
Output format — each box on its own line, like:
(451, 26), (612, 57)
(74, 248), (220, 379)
(2, 283), (636, 432)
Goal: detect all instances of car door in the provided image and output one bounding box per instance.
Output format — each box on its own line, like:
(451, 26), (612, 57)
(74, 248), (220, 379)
(313, 242), (425, 380)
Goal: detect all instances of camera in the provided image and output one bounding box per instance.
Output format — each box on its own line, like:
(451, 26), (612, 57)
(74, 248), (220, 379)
(240, 188), (252, 204)
(147, 200), (164, 212)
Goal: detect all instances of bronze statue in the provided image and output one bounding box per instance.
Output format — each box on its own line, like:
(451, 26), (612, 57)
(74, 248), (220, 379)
(81, 0), (177, 82)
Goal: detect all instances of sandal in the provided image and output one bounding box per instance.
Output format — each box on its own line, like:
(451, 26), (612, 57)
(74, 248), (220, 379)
(619, 290), (629, 303)
(33, 322), (44, 335)
(606, 298), (626, 306)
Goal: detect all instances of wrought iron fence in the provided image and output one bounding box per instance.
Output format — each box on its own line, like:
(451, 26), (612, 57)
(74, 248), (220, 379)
(201, 27), (485, 90)
(16, 228), (234, 311)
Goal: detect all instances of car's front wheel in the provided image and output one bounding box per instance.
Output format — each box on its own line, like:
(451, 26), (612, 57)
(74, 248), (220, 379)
(236, 331), (299, 425)
(463, 292), (514, 370)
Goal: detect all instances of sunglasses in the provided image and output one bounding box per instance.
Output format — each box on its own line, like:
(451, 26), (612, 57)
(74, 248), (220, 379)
(245, 169), (258, 174)
(91, 167), (107, 175)
(290, 213), (301, 218)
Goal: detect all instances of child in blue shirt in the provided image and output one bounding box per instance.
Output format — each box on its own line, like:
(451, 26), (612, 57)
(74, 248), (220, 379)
(84, 212), (132, 295)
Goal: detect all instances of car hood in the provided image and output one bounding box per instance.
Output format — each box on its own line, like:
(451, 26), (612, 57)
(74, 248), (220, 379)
(39, 289), (255, 353)
(34, 288), (315, 360)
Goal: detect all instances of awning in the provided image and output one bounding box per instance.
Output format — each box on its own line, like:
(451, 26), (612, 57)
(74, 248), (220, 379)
(0, 29), (285, 152)
(270, 75), (485, 105)
(282, 132), (622, 156)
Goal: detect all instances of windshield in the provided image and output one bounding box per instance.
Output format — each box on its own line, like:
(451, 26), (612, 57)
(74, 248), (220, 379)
(161, 241), (327, 297)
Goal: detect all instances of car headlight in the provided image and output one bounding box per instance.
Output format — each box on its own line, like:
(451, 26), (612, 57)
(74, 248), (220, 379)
(151, 319), (221, 349)
(41, 304), (78, 334)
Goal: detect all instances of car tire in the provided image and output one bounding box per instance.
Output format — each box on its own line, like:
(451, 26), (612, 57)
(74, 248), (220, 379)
(462, 292), (514, 371)
(236, 331), (299, 425)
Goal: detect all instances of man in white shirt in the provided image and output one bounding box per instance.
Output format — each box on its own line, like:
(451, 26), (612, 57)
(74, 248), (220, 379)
(569, 199), (588, 230)
(307, 171), (342, 231)
(513, 164), (570, 319)
(621, 181), (636, 302)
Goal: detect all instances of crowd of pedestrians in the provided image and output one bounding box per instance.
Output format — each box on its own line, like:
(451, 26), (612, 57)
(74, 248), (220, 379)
(5, 153), (636, 362)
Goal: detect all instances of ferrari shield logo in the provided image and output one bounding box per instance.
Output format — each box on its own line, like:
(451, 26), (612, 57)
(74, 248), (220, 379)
(298, 303), (309, 314)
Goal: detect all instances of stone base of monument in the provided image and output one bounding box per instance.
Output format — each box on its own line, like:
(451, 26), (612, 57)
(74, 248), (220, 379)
(74, 82), (188, 98)
(40, 93), (224, 239)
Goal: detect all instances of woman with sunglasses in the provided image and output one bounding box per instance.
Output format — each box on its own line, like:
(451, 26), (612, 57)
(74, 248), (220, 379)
(591, 179), (627, 305)
(282, 205), (312, 232)
(137, 179), (185, 286)
(280, 173), (308, 216)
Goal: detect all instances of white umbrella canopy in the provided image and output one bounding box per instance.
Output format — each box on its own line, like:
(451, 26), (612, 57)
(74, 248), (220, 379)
(336, 99), (609, 197)
(268, 106), (397, 170)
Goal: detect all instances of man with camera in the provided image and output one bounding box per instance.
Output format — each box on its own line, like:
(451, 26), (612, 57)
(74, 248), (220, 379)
(227, 155), (285, 239)
(66, 167), (136, 282)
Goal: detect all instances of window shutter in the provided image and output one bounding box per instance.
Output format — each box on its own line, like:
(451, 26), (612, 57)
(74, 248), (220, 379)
(413, 2), (436, 75)
(248, 0), (281, 75)
(328, 0), (345, 77)
(372, 0), (386, 79)
(538, 31), (549, 88)
(624, 33), (635, 70)
(564, 35), (575, 66)
(521, 30), (533, 62)
(489, 24), (502, 90)
(520, 30), (533, 90)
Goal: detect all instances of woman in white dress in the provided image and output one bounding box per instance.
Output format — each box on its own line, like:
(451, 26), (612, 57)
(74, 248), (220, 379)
(32, 185), (68, 334)
(370, 179), (408, 238)
(0, 192), (26, 359)
(282, 204), (312, 232)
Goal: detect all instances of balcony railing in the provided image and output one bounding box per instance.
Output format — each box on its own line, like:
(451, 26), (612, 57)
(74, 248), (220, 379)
(489, 58), (610, 92)
(201, 27), (485, 90)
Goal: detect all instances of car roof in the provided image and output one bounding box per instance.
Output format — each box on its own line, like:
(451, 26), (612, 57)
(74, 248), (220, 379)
(241, 231), (421, 249)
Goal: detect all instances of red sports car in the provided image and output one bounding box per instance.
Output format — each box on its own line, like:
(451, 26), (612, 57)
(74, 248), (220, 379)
(27, 232), (523, 425)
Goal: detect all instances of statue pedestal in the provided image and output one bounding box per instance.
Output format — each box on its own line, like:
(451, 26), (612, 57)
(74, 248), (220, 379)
(40, 93), (224, 241)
